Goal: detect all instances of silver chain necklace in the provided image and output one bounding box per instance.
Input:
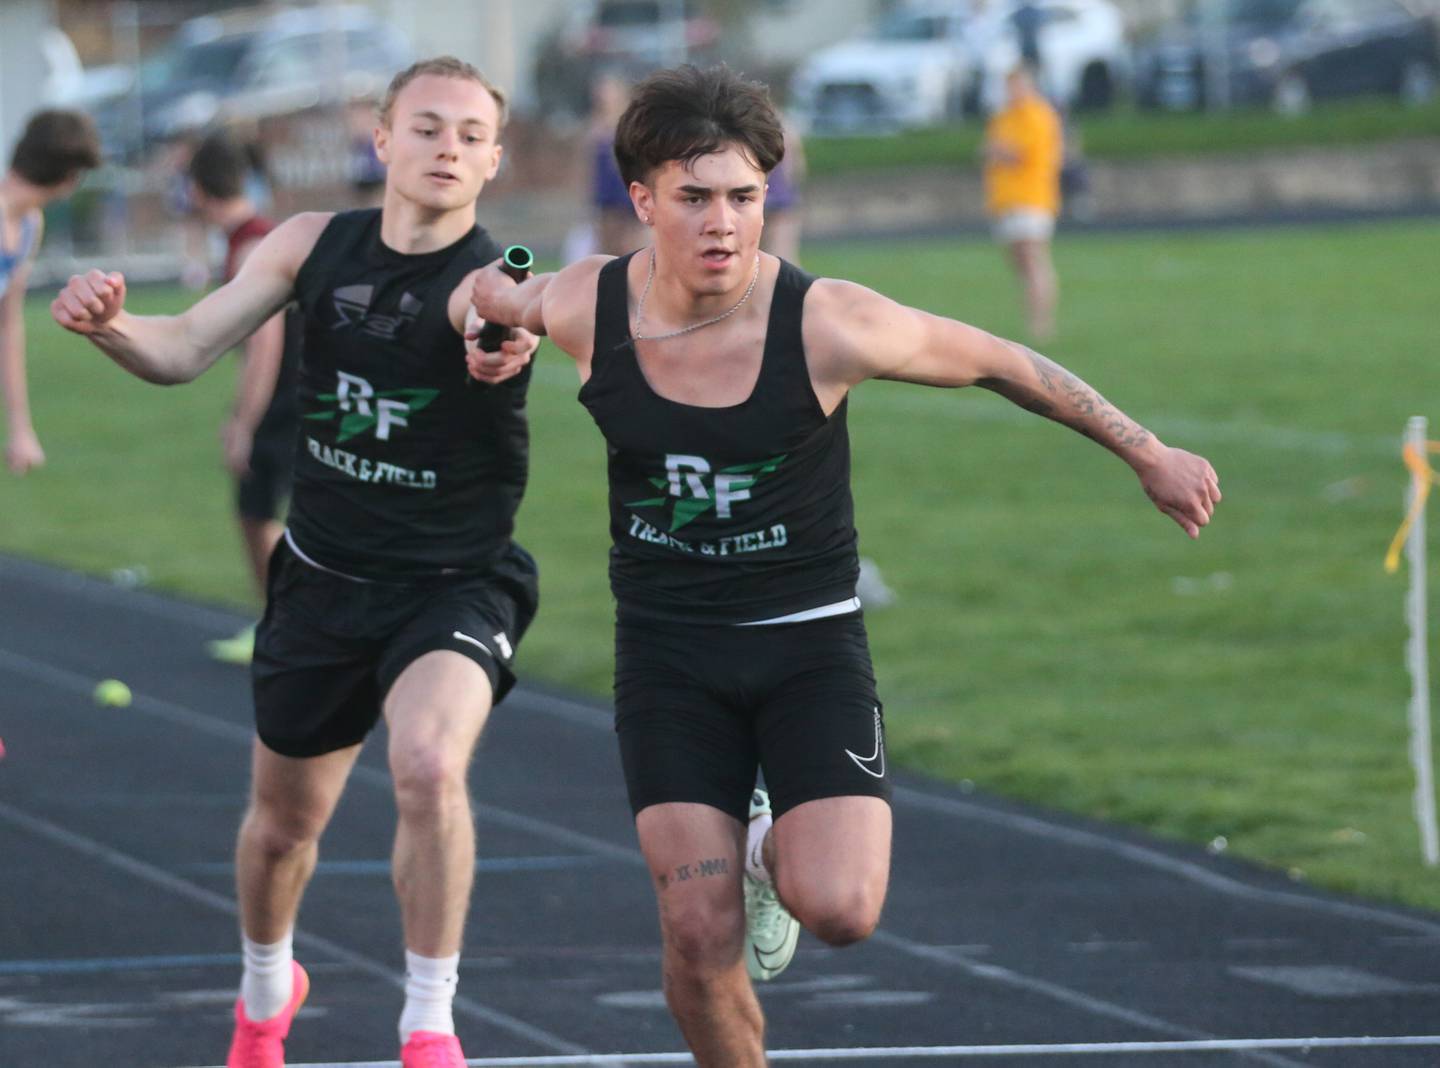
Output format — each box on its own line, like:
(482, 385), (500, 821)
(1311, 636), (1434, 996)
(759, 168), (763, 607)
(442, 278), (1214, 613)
(633, 248), (761, 342)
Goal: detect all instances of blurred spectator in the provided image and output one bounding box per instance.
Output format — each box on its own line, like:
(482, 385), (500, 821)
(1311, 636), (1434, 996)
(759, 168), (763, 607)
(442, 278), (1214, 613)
(589, 73), (647, 257)
(983, 65), (1062, 340)
(1059, 118), (1094, 223)
(760, 112), (806, 264)
(1012, 0), (1044, 71)
(1, 109), (101, 475)
(347, 96), (386, 208)
(187, 128), (301, 665)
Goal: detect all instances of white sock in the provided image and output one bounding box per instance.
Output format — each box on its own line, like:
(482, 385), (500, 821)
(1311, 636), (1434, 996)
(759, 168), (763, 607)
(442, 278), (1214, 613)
(745, 810), (773, 884)
(399, 949), (460, 1044)
(240, 931), (294, 1022)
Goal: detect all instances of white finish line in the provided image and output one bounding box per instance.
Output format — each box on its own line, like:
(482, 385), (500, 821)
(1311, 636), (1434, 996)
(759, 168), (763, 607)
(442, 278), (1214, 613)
(252, 1034), (1440, 1067)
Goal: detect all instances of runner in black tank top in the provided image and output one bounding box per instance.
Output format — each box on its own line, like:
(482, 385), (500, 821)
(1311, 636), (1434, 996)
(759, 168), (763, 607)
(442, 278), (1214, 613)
(469, 64), (1220, 1066)
(187, 128), (304, 665)
(584, 251), (858, 624)
(54, 62), (547, 1066)
(288, 208), (529, 579)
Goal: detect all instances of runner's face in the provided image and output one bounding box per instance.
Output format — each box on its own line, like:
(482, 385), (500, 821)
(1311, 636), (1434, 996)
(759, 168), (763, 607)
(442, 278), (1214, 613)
(636, 145), (766, 296)
(376, 75), (503, 211)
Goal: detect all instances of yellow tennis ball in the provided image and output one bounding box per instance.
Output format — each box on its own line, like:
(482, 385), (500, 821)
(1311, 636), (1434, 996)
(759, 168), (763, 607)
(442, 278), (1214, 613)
(93, 679), (132, 708)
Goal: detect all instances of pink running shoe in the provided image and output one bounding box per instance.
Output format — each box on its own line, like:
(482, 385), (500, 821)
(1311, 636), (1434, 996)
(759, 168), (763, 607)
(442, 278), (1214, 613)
(401, 1030), (467, 1068)
(226, 961), (310, 1068)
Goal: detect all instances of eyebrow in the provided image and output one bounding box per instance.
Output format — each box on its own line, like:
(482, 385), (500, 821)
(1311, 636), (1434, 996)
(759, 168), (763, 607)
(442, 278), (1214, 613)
(410, 110), (491, 129)
(677, 183), (762, 195)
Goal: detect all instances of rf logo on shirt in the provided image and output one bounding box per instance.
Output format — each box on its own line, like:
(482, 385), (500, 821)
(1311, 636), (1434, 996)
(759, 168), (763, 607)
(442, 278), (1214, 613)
(626, 452), (788, 532)
(306, 371), (438, 443)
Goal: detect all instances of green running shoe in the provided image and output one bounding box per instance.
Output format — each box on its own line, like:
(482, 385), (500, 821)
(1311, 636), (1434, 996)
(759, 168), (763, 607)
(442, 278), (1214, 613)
(743, 788), (799, 981)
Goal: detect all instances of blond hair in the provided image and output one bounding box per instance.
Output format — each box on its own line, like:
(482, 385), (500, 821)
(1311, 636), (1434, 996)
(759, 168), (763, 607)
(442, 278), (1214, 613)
(378, 56), (509, 129)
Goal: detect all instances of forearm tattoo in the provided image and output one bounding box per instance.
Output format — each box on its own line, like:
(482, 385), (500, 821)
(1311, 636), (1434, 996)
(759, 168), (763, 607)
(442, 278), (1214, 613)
(1018, 345), (1152, 449)
(656, 857), (731, 891)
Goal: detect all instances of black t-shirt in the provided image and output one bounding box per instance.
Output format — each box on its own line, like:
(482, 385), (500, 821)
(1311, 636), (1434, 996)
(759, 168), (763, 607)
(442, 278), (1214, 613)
(580, 254), (859, 624)
(285, 210), (530, 579)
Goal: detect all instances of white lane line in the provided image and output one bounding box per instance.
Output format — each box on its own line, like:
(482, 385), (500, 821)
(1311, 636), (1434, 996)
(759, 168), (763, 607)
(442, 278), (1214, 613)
(8, 559), (1426, 935)
(187, 1033), (1440, 1066)
(0, 647), (1300, 1066)
(0, 646), (647, 869)
(865, 932), (1304, 1068)
(509, 686), (1440, 941)
(0, 799), (586, 1055)
(14, 557), (1426, 942)
(890, 785), (1440, 938)
(0, 555), (243, 630)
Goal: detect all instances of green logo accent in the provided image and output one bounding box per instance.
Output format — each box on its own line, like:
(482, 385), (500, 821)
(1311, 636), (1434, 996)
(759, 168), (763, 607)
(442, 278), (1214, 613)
(625, 454), (786, 533)
(305, 388), (439, 443)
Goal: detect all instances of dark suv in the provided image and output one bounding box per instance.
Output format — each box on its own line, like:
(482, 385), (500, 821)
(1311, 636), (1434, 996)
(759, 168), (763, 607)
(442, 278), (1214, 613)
(1136, 0), (1440, 113)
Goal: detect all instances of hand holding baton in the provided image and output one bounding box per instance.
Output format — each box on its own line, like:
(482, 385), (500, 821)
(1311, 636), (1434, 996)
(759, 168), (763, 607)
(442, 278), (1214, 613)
(467, 244), (535, 386)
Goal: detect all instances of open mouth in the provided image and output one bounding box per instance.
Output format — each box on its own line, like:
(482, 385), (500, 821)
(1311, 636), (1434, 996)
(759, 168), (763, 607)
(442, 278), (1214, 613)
(427, 170), (460, 184)
(701, 248), (736, 266)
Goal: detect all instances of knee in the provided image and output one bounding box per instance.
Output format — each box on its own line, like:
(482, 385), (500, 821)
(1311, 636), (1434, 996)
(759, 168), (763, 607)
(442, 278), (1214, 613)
(789, 884), (883, 948)
(660, 901), (744, 978)
(243, 803), (324, 861)
(389, 742), (468, 818)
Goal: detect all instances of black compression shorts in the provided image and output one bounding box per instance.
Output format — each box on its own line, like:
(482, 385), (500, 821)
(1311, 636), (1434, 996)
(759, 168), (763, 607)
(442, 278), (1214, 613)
(252, 537), (539, 757)
(613, 613), (891, 823)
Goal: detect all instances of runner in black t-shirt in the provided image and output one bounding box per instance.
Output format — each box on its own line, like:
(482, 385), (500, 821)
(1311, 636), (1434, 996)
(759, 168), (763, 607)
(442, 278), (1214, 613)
(53, 58), (538, 1068)
(471, 64), (1221, 1067)
(186, 129), (303, 665)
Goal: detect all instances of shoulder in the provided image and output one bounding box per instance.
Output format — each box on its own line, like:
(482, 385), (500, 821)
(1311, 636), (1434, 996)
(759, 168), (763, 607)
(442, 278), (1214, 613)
(551, 254), (619, 330)
(803, 276), (927, 386)
(260, 212), (334, 264)
(553, 254), (614, 300)
(469, 225), (504, 262)
(803, 276), (891, 334)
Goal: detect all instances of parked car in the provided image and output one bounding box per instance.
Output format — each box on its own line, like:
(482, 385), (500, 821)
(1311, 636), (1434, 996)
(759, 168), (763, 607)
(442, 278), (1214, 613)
(94, 6), (410, 159)
(533, 0), (724, 120)
(789, 3), (975, 133)
(559, 0), (721, 67)
(967, 0), (1131, 113)
(1135, 0), (1440, 114)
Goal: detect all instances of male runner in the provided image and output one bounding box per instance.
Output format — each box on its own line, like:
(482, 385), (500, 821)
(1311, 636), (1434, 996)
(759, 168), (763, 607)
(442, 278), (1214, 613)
(53, 58), (538, 1068)
(469, 64), (1220, 1066)
(186, 129), (303, 664)
(2, 108), (101, 474)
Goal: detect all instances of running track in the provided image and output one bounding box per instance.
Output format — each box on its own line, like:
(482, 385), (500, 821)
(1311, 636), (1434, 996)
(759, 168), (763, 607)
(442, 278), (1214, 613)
(3, 553), (1439, 1067)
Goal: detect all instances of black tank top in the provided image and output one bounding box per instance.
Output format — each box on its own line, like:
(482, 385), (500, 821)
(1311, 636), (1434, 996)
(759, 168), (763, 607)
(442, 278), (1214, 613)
(580, 253), (858, 624)
(287, 210), (529, 579)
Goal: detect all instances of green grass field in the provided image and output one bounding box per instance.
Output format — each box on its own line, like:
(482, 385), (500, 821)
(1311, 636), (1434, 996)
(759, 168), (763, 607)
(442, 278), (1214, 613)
(805, 96), (1440, 176)
(5, 220), (1438, 910)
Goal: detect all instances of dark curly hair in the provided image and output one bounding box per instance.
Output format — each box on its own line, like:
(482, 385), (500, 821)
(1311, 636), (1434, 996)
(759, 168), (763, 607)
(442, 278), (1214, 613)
(613, 65), (784, 188)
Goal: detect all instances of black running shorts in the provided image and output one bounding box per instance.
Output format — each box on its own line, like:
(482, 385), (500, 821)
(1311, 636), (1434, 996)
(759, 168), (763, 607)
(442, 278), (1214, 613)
(252, 538), (539, 757)
(613, 613), (891, 823)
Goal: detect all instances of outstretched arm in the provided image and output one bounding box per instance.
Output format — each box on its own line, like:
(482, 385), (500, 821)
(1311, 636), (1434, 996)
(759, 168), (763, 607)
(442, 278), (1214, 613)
(807, 279), (1221, 538)
(51, 213), (329, 386)
(467, 255), (609, 377)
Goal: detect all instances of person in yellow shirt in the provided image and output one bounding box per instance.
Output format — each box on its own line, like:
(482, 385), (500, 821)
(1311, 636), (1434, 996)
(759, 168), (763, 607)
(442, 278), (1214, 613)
(984, 65), (1063, 340)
